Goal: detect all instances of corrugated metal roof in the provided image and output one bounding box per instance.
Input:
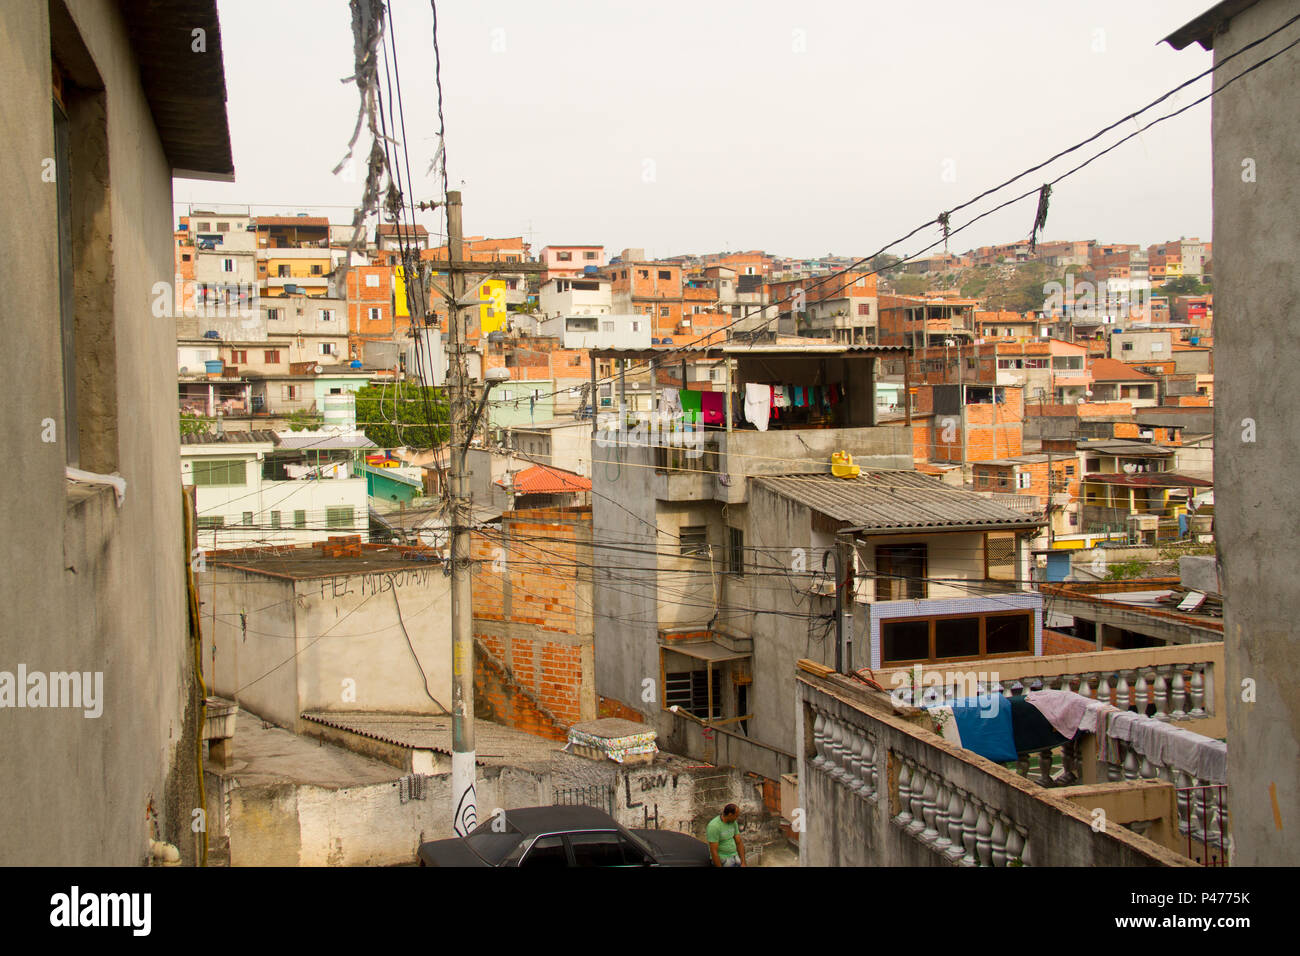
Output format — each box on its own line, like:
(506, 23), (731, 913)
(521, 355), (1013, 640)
(754, 471), (1043, 533)
(1084, 472), (1213, 488)
(181, 429), (279, 445)
(275, 433), (377, 450)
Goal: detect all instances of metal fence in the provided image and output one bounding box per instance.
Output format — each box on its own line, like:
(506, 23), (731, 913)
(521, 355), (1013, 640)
(552, 784), (615, 816)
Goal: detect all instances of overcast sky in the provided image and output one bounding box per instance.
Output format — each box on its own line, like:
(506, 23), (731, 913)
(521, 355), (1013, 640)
(176, 0), (1216, 260)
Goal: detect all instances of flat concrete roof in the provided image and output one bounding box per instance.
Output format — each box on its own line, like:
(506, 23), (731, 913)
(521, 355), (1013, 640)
(301, 712), (565, 766)
(211, 547), (441, 580)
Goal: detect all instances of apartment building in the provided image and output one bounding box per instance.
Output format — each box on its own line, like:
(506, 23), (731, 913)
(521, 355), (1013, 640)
(540, 244), (605, 280)
(770, 271), (880, 343)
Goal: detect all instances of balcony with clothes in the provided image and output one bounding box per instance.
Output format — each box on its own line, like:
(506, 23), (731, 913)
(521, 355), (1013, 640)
(796, 661), (1218, 867)
(593, 345), (916, 504)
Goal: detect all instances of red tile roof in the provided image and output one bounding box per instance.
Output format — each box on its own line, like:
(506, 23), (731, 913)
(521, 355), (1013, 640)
(377, 224), (429, 236)
(1089, 358), (1157, 382)
(501, 465), (592, 494)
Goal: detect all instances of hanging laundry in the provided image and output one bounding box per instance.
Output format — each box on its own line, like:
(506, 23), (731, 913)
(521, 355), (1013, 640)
(925, 695), (1017, 763)
(679, 389), (702, 424)
(1025, 689), (1090, 740)
(660, 388), (682, 416)
(793, 386), (807, 408)
(769, 387), (780, 421)
(701, 390), (724, 425)
(1009, 695), (1068, 754)
(743, 383), (771, 432)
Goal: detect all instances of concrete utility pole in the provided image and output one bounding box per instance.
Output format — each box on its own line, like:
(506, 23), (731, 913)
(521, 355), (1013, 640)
(445, 190), (478, 836)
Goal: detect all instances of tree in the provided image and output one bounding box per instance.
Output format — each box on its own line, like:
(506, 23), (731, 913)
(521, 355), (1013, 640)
(869, 253), (903, 276)
(179, 412), (211, 439)
(353, 384), (450, 449)
(1158, 275), (1211, 297)
(285, 408), (324, 432)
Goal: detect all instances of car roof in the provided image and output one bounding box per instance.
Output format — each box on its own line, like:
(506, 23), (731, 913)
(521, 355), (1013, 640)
(484, 805), (619, 835)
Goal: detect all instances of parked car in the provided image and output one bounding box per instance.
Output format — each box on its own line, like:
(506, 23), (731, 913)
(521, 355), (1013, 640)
(416, 805), (712, 867)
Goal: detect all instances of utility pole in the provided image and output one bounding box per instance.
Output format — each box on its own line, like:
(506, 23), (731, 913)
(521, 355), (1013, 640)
(445, 190), (477, 836)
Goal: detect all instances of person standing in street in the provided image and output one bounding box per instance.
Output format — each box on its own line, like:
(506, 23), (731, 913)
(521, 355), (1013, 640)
(707, 804), (746, 867)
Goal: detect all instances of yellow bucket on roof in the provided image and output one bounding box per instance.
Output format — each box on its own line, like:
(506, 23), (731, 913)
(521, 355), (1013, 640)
(831, 450), (860, 479)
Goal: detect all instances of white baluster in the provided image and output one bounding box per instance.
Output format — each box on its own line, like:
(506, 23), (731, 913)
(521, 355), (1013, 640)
(960, 799), (979, 866)
(845, 726), (863, 787)
(812, 711), (828, 769)
(1135, 670), (1149, 715)
(933, 782), (952, 851)
(1139, 752), (1154, 778)
(895, 760), (913, 826)
(1116, 670), (1131, 711)
(1190, 667), (1206, 719)
(1153, 668), (1170, 721)
(1170, 669), (1187, 720)
(907, 764), (927, 835)
(1097, 673), (1112, 708)
(1081, 672), (1097, 701)
(1005, 824), (1026, 866)
(1020, 831), (1035, 867)
(991, 813), (1008, 867)
(919, 772), (939, 842)
(859, 735), (876, 798)
(828, 721), (847, 782)
(975, 803), (993, 866)
(945, 790), (967, 861)
(1122, 744), (1140, 781)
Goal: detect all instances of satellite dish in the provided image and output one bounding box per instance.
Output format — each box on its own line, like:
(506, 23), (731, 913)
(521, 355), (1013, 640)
(313, 365), (323, 374)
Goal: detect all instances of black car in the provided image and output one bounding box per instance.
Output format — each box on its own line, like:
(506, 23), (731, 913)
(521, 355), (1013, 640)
(416, 805), (712, 867)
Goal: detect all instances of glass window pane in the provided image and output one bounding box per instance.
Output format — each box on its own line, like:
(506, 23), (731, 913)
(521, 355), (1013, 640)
(568, 832), (635, 867)
(986, 614), (1031, 655)
(935, 617), (980, 659)
(882, 620), (929, 664)
(519, 835), (568, 868)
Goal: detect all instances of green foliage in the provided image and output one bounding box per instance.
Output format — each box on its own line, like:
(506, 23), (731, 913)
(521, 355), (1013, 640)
(179, 412), (211, 439)
(285, 408), (324, 432)
(869, 253), (903, 276)
(1105, 559), (1150, 581)
(1158, 275), (1211, 297)
(354, 384), (449, 449)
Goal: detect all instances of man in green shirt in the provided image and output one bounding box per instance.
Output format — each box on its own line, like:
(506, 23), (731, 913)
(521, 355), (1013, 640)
(706, 803), (746, 867)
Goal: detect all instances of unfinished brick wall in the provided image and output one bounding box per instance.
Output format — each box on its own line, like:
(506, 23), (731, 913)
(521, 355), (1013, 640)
(470, 507), (595, 739)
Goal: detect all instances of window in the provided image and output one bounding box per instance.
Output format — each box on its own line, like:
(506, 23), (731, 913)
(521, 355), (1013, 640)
(242, 512), (253, 526)
(310, 264), (322, 275)
(519, 836), (568, 868)
(568, 832), (645, 867)
(1064, 464), (1075, 476)
(1150, 342), (1164, 353)
(875, 545), (926, 600)
(191, 460), (246, 487)
(264, 350), (280, 364)
(658, 270), (671, 280)
(660, 307), (670, 317)
(196, 222), (211, 232)
(556, 251), (572, 261)
(283, 385), (300, 400)
(1121, 342), (1133, 351)
(620, 270), (628, 280)
(728, 527), (744, 577)
(277, 265), (291, 277)
(320, 342), (337, 356)
(294, 510), (306, 529)
(326, 506), (354, 528)
(630, 321), (641, 333)
(366, 274), (380, 288)
(882, 611), (1033, 664)
(222, 258), (234, 273)
(638, 270), (649, 279)
(267, 307), (282, 321)
(858, 303), (870, 316)
(271, 511), (281, 529)
(1016, 472), (1032, 489)
(601, 321), (615, 333)
(320, 309), (335, 322)
(584, 251), (598, 260)
(368, 307), (382, 322)
(216, 222), (229, 232)
(181, 254), (191, 262)
(679, 525), (709, 556)
(665, 668), (722, 719)
(196, 516), (225, 530)
(230, 350), (247, 364)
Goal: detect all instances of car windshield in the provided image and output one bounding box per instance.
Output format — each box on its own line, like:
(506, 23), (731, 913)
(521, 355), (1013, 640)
(461, 830), (524, 866)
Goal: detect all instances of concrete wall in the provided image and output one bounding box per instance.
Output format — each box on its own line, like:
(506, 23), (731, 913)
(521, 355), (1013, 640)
(1207, 0), (1300, 866)
(796, 674), (1192, 867)
(0, 0), (202, 864)
(201, 565), (453, 729)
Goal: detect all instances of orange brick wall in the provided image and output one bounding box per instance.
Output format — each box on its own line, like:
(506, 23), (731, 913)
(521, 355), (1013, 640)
(1042, 629), (1097, 655)
(469, 508), (593, 738)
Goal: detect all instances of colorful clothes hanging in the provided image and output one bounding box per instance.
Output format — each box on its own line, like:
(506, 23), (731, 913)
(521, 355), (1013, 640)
(701, 390), (724, 425)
